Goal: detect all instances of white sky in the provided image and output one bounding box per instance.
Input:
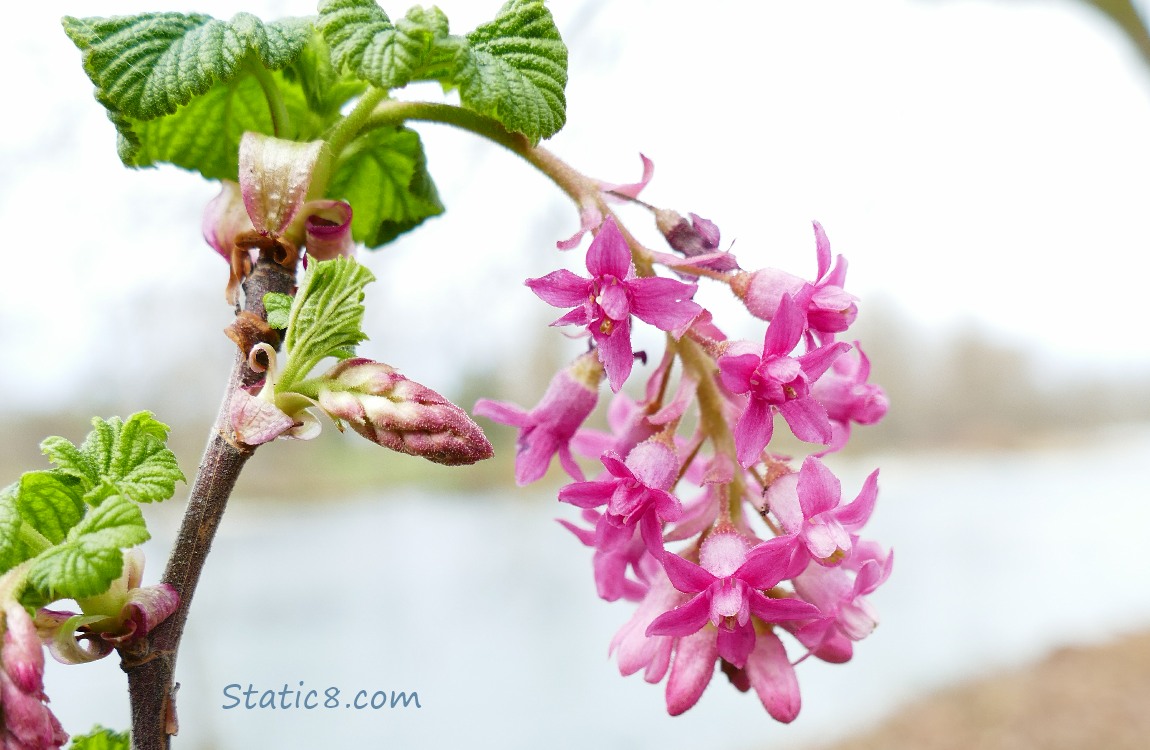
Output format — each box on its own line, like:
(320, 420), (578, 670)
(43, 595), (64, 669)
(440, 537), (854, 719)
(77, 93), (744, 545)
(2, 0), (1150, 404)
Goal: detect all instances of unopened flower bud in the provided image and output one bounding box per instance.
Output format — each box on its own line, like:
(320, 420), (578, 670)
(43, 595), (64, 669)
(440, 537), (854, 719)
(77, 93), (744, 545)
(2, 602), (68, 749)
(728, 268), (806, 322)
(75, 549), (179, 648)
(317, 358), (493, 466)
(655, 209), (738, 271)
(302, 201), (354, 261)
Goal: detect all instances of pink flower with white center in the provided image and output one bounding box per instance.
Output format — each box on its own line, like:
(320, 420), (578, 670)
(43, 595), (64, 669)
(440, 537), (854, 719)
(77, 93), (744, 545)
(718, 294), (850, 467)
(474, 352), (602, 485)
(647, 532), (819, 669)
(559, 439), (683, 555)
(730, 220), (857, 342)
(790, 541), (893, 662)
(811, 343), (889, 454)
(764, 456), (879, 565)
(527, 217), (702, 392)
(1, 602), (68, 749)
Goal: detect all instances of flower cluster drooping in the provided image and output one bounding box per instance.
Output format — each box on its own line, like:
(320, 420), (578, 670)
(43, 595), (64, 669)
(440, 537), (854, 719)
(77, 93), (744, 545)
(477, 172), (890, 719)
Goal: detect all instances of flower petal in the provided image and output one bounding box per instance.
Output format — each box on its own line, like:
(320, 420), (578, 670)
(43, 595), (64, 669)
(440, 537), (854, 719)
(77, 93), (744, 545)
(526, 269), (591, 308)
(629, 276), (702, 332)
(665, 629), (718, 716)
(586, 217), (632, 279)
(735, 398), (774, 468)
(746, 630), (802, 723)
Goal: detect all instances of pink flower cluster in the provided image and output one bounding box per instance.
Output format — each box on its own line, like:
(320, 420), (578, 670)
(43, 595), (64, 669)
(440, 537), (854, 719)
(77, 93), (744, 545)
(477, 201), (890, 719)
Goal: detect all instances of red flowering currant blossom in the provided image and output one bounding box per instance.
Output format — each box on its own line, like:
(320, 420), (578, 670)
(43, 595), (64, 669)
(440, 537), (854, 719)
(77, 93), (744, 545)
(527, 217), (702, 392)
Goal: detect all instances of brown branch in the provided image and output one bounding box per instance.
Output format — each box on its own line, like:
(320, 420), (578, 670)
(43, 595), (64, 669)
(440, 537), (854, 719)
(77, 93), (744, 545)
(122, 258), (295, 750)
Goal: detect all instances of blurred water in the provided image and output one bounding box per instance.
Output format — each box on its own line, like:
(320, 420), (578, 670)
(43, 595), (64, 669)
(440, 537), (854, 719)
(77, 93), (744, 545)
(43, 426), (1150, 749)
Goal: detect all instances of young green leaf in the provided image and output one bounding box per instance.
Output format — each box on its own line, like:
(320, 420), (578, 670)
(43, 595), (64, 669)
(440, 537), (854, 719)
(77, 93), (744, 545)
(62, 12), (311, 120)
(41, 413), (185, 505)
(126, 72), (318, 181)
(68, 726), (132, 750)
(26, 496), (149, 600)
(327, 126), (445, 248)
(0, 483), (30, 573)
(16, 472), (85, 546)
(318, 0), (463, 90)
(283, 29), (369, 120)
(264, 292), (294, 330)
(456, 0), (568, 143)
(277, 257), (375, 389)
(62, 12), (319, 178)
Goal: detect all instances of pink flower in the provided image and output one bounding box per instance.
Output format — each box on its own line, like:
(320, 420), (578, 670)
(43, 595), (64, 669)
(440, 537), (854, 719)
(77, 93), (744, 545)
(1, 602), (68, 749)
(647, 532), (819, 669)
(790, 541), (893, 662)
(730, 220), (857, 341)
(764, 456), (879, 564)
(811, 343), (889, 454)
(559, 440), (683, 555)
(527, 217), (702, 392)
(474, 352), (602, 485)
(610, 567), (683, 681)
(718, 294), (850, 466)
(559, 509), (653, 602)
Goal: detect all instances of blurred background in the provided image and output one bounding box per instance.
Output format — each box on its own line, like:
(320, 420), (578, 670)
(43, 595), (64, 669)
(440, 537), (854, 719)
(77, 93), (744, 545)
(2, 0), (1149, 748)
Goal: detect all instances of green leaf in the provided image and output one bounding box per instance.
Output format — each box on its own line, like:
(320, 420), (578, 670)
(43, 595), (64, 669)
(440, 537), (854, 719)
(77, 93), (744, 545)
(27, 496), (149, 600)
(282, 29), (369, 120)
(318, 0), (463, 90)
(278, 257), (376, 388)
(124, 71), (318, 181)
(62, 12), (317, 177)
(17, 472), (85, 545)
(328, 126), (444, 248)
(79, 413), (186, 504)
(43, 413), (185, 505)
(62, 12), (311, 119)
(39, 436), (93, 486)
(264, 292), (294, 329)
(68, 726), (131, 750)
(0, 483), (30, 573)
(457, 0), (568, 143)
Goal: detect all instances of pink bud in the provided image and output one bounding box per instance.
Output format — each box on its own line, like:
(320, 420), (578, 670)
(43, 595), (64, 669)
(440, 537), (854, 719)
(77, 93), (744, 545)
(655, 210), (737, 271)
(239, 133), (325, 237)
(1, 603), (68, 749)
(318, 358), (494, 466)
(202, 180), (254, 261)
(2, 604), (43, 694)
(729, 268), (806, 321)
(302, 200), (354, 260)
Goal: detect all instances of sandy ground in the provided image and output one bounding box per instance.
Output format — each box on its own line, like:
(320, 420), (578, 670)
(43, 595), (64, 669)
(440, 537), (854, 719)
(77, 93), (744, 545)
(807, 628), (1150, 750)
